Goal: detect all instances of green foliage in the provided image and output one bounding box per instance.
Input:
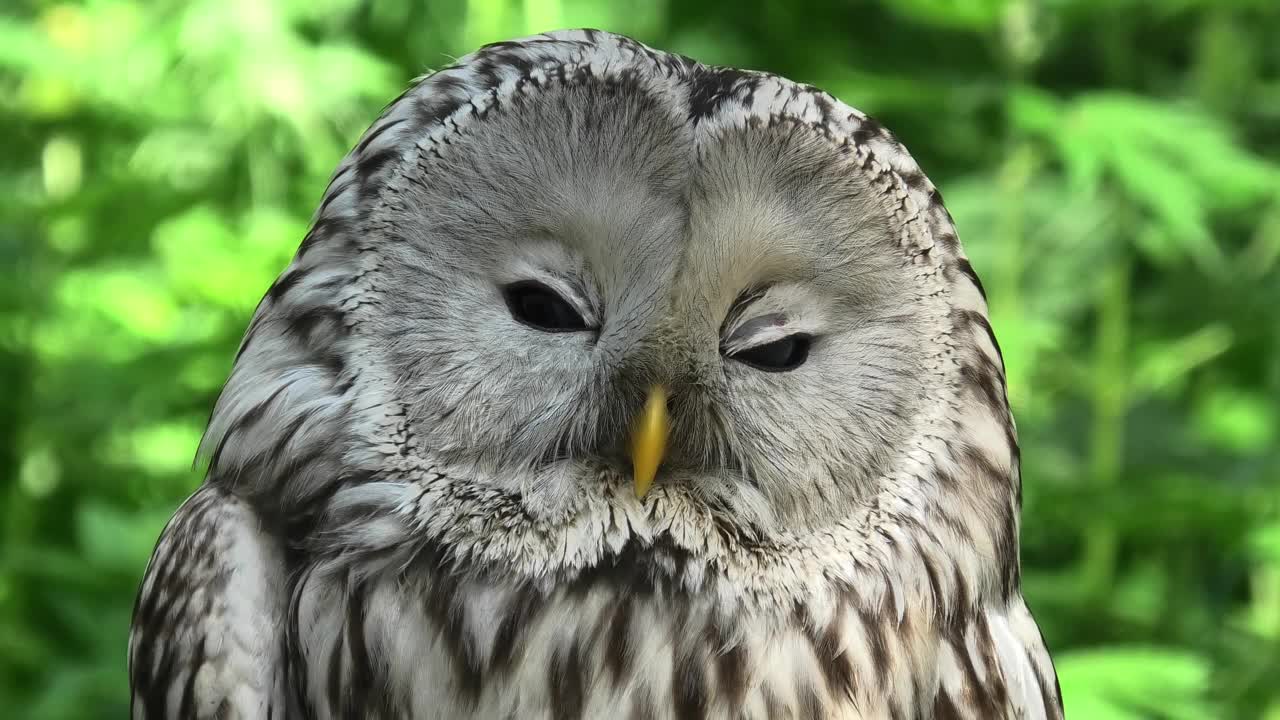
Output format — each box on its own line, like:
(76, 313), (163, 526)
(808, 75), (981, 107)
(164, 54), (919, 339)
(1, 0), (1277, 717)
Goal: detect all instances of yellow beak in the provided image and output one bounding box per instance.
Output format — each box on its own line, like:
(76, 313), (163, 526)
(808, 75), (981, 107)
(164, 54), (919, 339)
(630, 385), (669, 498)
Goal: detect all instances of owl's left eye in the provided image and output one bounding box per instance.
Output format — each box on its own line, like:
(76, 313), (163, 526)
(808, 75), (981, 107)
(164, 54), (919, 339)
(503, 281), (589, 332)
(728, 334), (812, 372)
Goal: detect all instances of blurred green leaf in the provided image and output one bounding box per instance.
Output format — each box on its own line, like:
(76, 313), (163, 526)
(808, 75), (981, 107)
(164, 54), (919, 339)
(885, 0), (1005, 30)
(1194, 387), (1277, 454)
(1253, 524), (1280, 564)
(1013, 90), (1280, 274)
(1056, 647), (1214, 718)
(1132, 323), (1233, 396)
(75, 502), (172, 575)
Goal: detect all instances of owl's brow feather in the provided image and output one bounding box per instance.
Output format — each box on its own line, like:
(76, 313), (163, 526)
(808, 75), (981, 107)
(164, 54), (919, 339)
(719, 284), (772, 337)
(812, 250), (897, 282)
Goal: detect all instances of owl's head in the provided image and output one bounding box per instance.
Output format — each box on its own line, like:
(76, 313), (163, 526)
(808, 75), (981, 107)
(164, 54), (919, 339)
(203, 31), (1017, 592)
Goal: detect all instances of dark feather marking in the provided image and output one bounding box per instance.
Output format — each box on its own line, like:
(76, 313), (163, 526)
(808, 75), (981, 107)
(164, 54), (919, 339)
(687, 66), (754, 121)
(314, 177), (356, 219)
(343, 583), (375, 716)
(975, 613), (1011, 712)
(858, 606), (892, 684)
(953, 258), (988, 302)
(718, 644), (750, 713)
(569, 532), (692, 594)
(932, 690), (965, 720)
(1027, 644), (1061, 719)
(936, 228), (961, 253)
(949, 615), (1003, 716)
(851, 116), (887, 147)
(420, 572), (484, 703)
(549, 641), (586, 720)
(357, 146), (402, 185)
(672, 644), (709, 720)
(996, 500), (1019, 599)
(284, 566), (317, 718)
(356, 116), (406, 154)
(920, 547), (947, 621)
(812, 610), (856, 702)
(799, 682), (826, 718)
(141, 639), (176, 720)
(605, 594), (636, 687)
(325, 603), (346, 717)
(957, 443), (1020, 596)
(412, 92), (465, 133)
(263, 409), (317, 472)
(958, 360), (1004, 417)
(176, 631), (205, 719)
(266, 269), (306, 302)
(898, 167), (925, 192)
(489, 583), (539, 679)
(707, 619), (748, 712)
(131, 489), (235, 720)
(283, 305), (346, 344)
(298, 216), (354, 257)
(965, 309), (1007, 373)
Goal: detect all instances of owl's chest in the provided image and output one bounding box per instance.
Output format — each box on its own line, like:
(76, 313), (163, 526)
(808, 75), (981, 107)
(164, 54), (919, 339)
(293, 566), (932, 719)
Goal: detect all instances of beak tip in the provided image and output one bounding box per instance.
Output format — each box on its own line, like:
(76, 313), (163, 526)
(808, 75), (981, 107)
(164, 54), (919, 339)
(633, 463), (657, 499)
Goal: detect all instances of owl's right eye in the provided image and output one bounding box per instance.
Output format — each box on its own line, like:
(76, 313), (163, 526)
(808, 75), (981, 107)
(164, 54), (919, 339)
(503, 281), (589, 332)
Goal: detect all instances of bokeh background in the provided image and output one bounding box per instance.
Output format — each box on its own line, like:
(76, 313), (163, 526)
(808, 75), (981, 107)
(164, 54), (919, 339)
(2, 0), (1278, 717)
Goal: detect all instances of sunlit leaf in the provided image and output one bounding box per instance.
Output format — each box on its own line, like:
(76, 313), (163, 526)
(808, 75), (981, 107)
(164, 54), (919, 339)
(55, 267), (181, 342)
(103, 421), (204, 476)
(129, 128), (231, 190)
(1056, 647), (1214, 719)
(153, 205), (299, 310)
(1132, 323), (1233, 396)
(884, 0), (1005, 30)
(1012, 90), (1279, 272)
(18, 446), (60, 498)
(1253, 524), (1280, 564)
(1194, 387), (1277, 454)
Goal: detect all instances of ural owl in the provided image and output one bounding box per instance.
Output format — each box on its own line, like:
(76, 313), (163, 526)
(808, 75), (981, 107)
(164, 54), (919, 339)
(129, 29), (1062, 720)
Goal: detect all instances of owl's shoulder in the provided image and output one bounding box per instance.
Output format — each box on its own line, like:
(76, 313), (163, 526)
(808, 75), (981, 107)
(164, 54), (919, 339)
(129, 485), (292, 719)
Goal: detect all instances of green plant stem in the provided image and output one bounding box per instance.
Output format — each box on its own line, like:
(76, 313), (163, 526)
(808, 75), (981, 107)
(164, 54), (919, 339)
(1083, 252), (1131, 598)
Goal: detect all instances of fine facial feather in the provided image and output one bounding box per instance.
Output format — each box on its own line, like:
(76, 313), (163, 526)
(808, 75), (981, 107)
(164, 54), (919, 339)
(129, 29), (1062, 720)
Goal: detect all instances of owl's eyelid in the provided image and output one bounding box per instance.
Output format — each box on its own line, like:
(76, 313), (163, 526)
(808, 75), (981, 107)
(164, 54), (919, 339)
(722, 315), (815, 356)
(510, 273), (599, 328)
(721, 282), (827, 350)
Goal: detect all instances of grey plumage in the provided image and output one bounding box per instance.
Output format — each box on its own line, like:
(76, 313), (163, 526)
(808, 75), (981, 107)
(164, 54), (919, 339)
(129, 29), (1062, 719)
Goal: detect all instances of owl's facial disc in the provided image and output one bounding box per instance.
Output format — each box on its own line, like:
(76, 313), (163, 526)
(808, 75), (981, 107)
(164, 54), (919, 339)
(369, 78), (931, 531)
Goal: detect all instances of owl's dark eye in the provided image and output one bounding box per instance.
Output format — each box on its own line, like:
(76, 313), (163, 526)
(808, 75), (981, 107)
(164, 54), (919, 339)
(503, 281), (588, 332)
(729, 334), (812, 372)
